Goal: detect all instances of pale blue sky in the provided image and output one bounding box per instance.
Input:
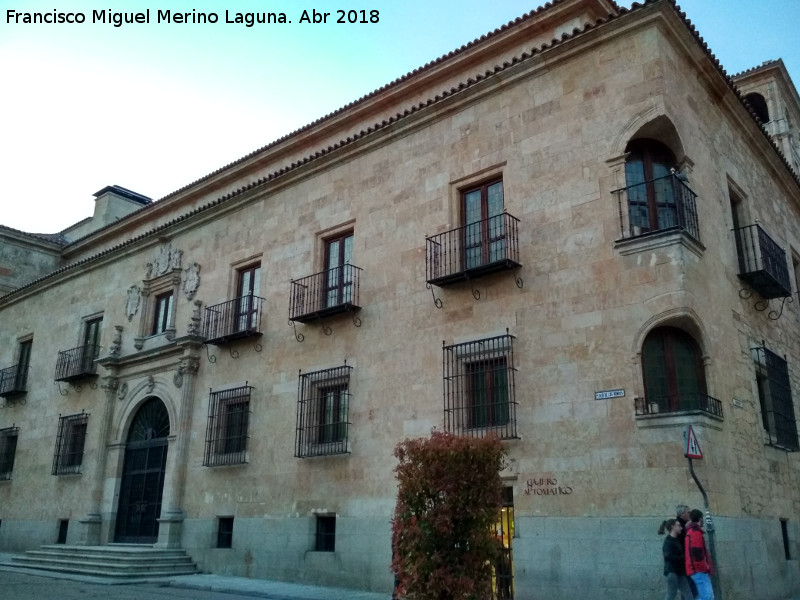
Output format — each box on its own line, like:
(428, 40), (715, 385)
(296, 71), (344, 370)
(1, 0), (798, 232)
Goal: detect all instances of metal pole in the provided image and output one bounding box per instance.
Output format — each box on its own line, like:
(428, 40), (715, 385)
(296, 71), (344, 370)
(688, 457), (722, 600)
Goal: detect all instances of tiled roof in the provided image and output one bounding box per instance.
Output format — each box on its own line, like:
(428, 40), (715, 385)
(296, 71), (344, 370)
(3, 0), (799, 301)
(62, 0), (621, 246)
(730, 59), (783, 80)
(661, 1), (799, 180)
(0, 223), (69, 247)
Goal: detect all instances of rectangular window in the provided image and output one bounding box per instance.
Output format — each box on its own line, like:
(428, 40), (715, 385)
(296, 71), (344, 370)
(83, 317), (102, 348)
(462, 179), (505, 269)
(83, 317), (102, 363)
(468, 358), (510, 429)
(325, 232), (354, 308)
(152, 291), (174, 335)
(295, 365), (352, 458)
(236, 264), (262, 331)
(781, 519), (791, 560)
(203, 385), (252, 467)
(443, 333), (517, 439)
(315, 515), (336, 552)
(57, 519), (69, 544)
(217, 517), (234, 549)
(52, 413), (89, 475)
(753, 346), (799, 451)
(296, 365), (351, 458)
(0, 426), (19, 481)
(18, 339), (32, 380)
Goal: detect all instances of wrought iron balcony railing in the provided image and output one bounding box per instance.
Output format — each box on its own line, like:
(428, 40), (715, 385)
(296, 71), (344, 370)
(0, 365), (28, 398)
(426, 212), (521, 286)
(289, 264), (362, 323)
(612, 173), (700, 242)
(54, 345), (100, 382)
(203, 295), (265, 345)
(634, 393), (723, 418)
(734, 224), (792, 299)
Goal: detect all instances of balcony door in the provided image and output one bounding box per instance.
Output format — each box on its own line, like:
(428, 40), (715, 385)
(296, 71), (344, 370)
(463, 180), (505, 269)
(16, 340), (32, 391)
(82, 318), (102, 372)
(625, 139), (677, 234)
(325, 233), (353, 308)
(236, 264), (261, 332)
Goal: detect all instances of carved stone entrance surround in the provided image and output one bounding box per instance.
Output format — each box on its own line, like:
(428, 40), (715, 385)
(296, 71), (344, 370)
(83, 332), (202, 548)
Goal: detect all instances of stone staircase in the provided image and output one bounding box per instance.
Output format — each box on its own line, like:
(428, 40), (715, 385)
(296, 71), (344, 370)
(5, 544), (198, 581)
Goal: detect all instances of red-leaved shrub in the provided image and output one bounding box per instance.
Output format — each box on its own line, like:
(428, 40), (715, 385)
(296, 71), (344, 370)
(391, 431), (507, 600)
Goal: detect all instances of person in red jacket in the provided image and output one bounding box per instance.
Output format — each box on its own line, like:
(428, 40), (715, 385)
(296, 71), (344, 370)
(685, 509), (714, 600)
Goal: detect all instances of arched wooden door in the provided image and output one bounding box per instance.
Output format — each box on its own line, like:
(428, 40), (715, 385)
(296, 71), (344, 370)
(114, 398), (170, 544)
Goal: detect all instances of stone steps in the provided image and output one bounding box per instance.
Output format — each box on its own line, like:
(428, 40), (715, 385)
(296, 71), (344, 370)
(8, 545), (197, 580)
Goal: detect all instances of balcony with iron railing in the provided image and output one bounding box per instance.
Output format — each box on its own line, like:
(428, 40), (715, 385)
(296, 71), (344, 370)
(612, 173), (700, 242)
(0, 365), (28, 398)
(203, 295), (265, 345)
(634, 392), (723, 419)
(54, 345), (100, 382)
(734, 224), (792, 299)
(289, 264), (362, 323)
(426, 212), (521, 287)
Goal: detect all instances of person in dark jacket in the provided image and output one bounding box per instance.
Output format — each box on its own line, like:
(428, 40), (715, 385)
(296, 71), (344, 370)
(659, 518), (694, 600)
(685, 509), (714, 600)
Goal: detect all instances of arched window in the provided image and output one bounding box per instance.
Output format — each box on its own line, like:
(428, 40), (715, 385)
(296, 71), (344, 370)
(745, 92), (770, 124)
(625, 139), (679, 235)
(641, 326), (706, 413)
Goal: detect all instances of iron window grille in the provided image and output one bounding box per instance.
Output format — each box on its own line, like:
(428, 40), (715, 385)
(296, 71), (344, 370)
(752, 345), (799, 451)
(296, 365), (352, 458)
(54, 344), (100, 382)
(289, 264), (362, 323)
(315, 515), (336, 552)
(0, 426), (19, 481)
(734, 224), (792, 299)
(52, 413), (88, 475)
(203, 385), (253, 467)
(443, 333), (518, 439)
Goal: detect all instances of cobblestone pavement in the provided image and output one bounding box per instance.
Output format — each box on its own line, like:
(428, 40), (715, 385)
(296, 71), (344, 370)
(1, 570), (251, 600)
(0, 564), (390, 600)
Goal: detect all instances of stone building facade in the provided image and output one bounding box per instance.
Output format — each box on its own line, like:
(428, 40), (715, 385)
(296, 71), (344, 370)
(1, 1), (800, 598)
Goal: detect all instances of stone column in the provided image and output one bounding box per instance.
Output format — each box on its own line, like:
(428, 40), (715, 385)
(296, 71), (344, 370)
(76, 373), (119, 546)
(155, 350), (200, 549)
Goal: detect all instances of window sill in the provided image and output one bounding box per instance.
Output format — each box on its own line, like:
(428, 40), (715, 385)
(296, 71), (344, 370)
(635, 410), (723, 431)
(204, 458), (249, 468)
(615, 229), (705, 258)
(762, 434), (799, 453)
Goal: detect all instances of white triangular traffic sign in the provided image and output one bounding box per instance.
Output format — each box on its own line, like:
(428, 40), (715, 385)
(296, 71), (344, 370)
(685, 425), (703, 459)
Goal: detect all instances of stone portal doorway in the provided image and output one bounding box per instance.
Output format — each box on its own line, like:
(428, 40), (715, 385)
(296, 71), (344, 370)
(114, 397), (170, 544)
